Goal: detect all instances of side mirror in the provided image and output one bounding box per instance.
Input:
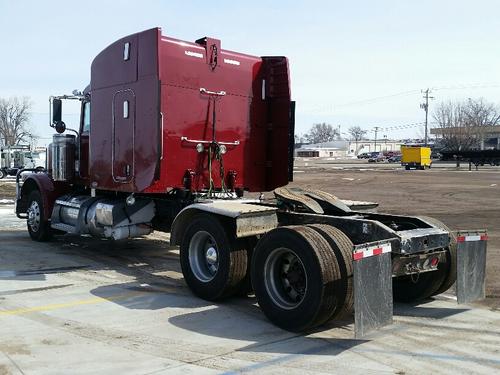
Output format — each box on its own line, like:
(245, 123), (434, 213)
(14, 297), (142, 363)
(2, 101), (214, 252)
(52, 99), (62, 125)
(55, 121), (66, 134)
(52, 98), (66, 133)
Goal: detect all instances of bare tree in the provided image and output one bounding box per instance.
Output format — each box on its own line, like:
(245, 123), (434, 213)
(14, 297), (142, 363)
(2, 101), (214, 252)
(304, 123), (338, 144)
(348, 126), (367, 154)
(432, 98), (500, 152)
(0, 97), (34, 146)
(294, 133), (306, 145)
(464, 98), (500, 128)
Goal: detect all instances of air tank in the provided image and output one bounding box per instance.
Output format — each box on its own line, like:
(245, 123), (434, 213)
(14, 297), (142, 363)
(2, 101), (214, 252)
(48, 134), (76, 181)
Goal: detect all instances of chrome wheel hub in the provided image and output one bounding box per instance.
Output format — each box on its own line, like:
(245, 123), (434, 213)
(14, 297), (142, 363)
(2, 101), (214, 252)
(206, 247), (218, 265)
(27, 200), (41, 232)
(264, 248), (308, 310)
(188, 231), (220, 282)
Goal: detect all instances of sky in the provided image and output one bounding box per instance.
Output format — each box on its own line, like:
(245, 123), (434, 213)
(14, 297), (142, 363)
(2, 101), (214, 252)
(1, 0), (500, 146)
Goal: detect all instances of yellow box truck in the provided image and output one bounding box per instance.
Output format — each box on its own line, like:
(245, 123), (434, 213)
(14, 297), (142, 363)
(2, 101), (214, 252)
(401, 146), (432, 170)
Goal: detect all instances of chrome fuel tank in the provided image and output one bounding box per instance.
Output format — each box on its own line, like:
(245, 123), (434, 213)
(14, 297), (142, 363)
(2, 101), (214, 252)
(49, 134), (76, 181)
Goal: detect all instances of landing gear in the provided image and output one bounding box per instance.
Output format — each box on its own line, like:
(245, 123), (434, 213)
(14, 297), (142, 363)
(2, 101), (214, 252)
(26, 190), (52, 242)
(180, 214), (247, 301)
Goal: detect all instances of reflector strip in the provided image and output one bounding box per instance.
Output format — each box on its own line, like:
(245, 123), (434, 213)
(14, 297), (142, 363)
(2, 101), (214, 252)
(457, 234), (488, 242)
(353, 243), (391, 261)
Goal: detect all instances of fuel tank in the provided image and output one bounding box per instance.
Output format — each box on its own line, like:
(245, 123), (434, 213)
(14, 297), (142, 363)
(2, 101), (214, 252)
(50, 195), (155, 240)
(48, 134), (76, 182)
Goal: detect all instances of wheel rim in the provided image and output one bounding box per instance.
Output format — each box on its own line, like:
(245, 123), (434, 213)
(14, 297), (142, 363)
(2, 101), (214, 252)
(188, 230), (219, 283)
(264, 248), (308, 310)
(27, 200), (41, 233)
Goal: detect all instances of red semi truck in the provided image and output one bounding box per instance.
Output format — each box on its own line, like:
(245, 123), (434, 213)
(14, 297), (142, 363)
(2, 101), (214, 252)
(15, 28), (487, 337)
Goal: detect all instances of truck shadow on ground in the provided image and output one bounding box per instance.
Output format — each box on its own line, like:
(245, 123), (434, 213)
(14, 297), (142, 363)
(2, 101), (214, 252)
(60, 233), (368, 357)
(90, 280), (367, 357)
(89, 281), (366, 357)
(0, 265), (88, 282)
(393, 302), (469, 319)
(169, 305), (369, 356)
(0, 232), (91, 282)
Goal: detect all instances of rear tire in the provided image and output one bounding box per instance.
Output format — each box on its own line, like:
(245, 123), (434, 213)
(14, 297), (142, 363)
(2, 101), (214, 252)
(393, 216), (456, 302)
(420, 216), (457, 295)
(0, 169), (5, 179)
(26, 190), (52, 242)
(180, 214), (247, 301)
(235, 237), (258, 296)
(393, 271), (446, 302)
(251, 226), (342, 332)
(307, 224), (354, 319)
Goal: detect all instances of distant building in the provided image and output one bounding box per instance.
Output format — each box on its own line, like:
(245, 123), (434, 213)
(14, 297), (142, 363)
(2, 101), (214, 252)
(295, 141), (348, 158)
(295, 139), (404, 157)
(430, 125), (500, 149)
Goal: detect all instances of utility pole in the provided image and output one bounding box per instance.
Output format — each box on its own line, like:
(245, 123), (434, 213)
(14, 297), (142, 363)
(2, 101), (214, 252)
(420, 88), (434, 146)
(373, 126), (380, 152)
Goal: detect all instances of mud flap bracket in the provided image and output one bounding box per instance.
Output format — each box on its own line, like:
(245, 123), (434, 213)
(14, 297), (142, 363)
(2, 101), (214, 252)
(456, 231), (487, 304)
(353, 240), (393, 338)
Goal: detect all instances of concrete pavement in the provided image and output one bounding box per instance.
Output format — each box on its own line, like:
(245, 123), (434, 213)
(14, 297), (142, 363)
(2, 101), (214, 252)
(1, 207), (500, 374)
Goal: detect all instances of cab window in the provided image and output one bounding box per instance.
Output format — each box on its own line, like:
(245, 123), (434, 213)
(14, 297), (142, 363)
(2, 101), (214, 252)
(83, 102), (91, 133)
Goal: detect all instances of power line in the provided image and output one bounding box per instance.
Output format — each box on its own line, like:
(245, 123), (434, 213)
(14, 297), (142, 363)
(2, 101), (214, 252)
(301, 82), (500, 114)
(433, 83), (500, 91)
(334, 90), (421, 108)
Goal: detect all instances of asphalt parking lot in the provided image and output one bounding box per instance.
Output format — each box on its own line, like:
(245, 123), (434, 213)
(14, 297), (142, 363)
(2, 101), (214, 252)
(1, 205), (500, 374)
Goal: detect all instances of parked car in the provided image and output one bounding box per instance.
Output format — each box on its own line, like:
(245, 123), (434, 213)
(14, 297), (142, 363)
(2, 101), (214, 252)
(388, 155), (402, 163)
(368, 152), (386, 163)
(431, 150), (442, 160)
(357, 152), (371, 159)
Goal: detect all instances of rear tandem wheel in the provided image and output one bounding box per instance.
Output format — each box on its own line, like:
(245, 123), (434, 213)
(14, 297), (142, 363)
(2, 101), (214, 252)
(307, 224), (354, 319)
(251, 225), (344, 332)
(392, 216), (457, 302)
(179, 214), (248, 301)
(422, 216), (458, 295)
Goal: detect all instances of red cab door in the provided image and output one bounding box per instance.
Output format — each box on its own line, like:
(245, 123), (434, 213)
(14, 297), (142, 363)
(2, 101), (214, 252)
(112, 90), (135, 183)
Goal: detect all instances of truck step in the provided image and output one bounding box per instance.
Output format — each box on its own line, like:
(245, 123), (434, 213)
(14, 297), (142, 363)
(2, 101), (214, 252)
(51, 222), (77, 234)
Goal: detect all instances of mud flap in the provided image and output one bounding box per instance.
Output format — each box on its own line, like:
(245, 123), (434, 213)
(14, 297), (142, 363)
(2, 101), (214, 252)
(456, 231), (488, 304)
(353, 241), (393, 338)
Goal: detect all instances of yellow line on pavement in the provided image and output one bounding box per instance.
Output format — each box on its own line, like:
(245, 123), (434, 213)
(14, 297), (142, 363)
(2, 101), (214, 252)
(0, 292), (143, 316)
